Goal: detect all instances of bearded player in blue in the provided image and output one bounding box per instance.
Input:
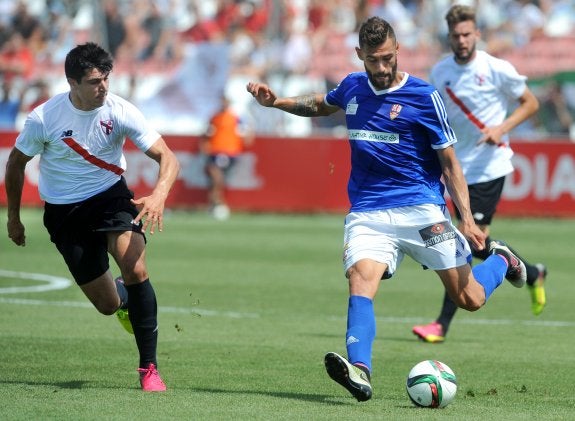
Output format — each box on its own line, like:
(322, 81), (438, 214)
(247, 16), (527, 402)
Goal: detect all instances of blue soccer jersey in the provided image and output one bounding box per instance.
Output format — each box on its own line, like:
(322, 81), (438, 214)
(325, 72), (457, 212)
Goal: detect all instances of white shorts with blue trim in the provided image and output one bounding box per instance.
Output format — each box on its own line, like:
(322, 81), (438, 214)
(342, 204), (472, 277)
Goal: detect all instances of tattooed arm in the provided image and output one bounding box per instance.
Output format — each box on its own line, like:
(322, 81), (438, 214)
(246, 82), (339, 117)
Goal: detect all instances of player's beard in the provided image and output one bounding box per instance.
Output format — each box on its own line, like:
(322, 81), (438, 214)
(366, 60), (397, 90)
(454, 41), (476, 64)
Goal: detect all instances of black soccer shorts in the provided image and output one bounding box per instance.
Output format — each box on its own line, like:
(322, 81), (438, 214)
(453, 176), (506, 226)
(43, 177), (144, 285)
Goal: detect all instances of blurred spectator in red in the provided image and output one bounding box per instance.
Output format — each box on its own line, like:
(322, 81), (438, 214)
(182, 0), (268, 45)
(308, 0), (329, 31)
(0, 31), (34, 82)
(242, 0), (269, 34)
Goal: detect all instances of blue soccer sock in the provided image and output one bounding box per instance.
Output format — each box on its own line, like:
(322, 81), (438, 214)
(346, 295), (376, 372)
(472, 254), (507, 301)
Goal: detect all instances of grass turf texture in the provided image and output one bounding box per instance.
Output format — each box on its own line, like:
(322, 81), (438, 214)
(1, 208), (573, 420)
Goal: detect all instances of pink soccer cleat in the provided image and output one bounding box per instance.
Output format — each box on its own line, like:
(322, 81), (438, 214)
(138, 363), (167, 392)
(412, 321), (445, 343)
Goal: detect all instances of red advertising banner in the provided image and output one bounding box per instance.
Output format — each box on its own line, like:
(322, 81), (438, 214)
(0, 132), (573, 217)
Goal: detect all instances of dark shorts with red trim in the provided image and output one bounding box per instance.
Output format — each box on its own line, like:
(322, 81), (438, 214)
(453, 176), (506, 226)
(43, 177), (144, 285)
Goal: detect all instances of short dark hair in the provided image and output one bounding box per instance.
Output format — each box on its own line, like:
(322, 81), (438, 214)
(64, 42), (114, 83)
(358, 16), (396, 49)
(445, 4), (477, 31)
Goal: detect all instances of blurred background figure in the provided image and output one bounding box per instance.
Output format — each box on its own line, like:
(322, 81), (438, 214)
(23, 78), (51, 111)
(200, 95), (254, 220)
(538, 80), (575, 140)
(0, 31), (34, 83)
(0, 1), (572, 136)
(0, 78), (22, 130)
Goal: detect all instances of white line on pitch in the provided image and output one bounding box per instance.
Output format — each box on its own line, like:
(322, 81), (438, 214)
(0, 269), (72, 293)
(0, 270), (569, 326)
(0, 297), (260, 319)
(0, 296), (571, 326)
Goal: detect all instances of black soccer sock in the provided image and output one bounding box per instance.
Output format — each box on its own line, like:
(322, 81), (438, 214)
(114, 277), (129, 310)
(524, 264), (540, 287)
(436, 291), (458, 335)
(126, 279), (159, 368)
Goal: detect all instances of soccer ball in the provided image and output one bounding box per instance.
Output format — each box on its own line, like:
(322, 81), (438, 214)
(406, 360), (457, 408)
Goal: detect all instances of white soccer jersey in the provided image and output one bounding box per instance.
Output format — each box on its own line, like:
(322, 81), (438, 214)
(430, 50), (528, 184)
(15, 92), (160, 204)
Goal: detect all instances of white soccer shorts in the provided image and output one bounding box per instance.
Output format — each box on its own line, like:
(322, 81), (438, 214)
(342, 204), (472, 276)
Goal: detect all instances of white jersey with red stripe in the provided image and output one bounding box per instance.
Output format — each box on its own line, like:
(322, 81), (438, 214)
(15, 92), (160, 204)
(430, 50), (528, 184)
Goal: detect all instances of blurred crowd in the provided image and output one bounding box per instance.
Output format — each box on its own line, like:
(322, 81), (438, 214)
(1, 0), (574, 139)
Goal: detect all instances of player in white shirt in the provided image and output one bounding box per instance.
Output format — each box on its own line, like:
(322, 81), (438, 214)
(412, 4), (547, 344)
(5, 42), (180, 391)
(248, 16), (530, 402)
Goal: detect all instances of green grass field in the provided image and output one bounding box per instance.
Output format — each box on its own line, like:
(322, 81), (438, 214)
(1, 209), (573, 420)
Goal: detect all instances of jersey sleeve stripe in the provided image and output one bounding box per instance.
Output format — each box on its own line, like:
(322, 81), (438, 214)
(430, 90), (457, 145)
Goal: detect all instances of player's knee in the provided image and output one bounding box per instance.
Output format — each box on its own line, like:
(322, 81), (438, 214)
(95, 300), (119, 315)
(460, 300), (482, 312)
(120, 262), (149, 285)
(452, 293), (484, 312)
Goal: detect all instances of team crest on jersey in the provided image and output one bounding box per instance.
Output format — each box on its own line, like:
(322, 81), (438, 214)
(100, 119), (114, 135)
(419, 222), (456, 247)
(390, 104), (402, 120)
(475, 73), (486, 86)
(346, 97), (358, 115)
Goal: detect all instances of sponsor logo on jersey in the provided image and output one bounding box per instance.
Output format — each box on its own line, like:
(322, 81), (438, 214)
(100, 119), (114, 135)
(348, 129), (399, 143)
(390, 104), (402, 120)
(419, 222), (456, 247)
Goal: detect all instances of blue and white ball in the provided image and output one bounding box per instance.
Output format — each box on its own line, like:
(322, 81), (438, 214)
(406, 360), (457, 408)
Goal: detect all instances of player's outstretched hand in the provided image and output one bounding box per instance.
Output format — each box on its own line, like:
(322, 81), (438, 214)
(131, 195), (166, 235)
(246, 82), (277, 107)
